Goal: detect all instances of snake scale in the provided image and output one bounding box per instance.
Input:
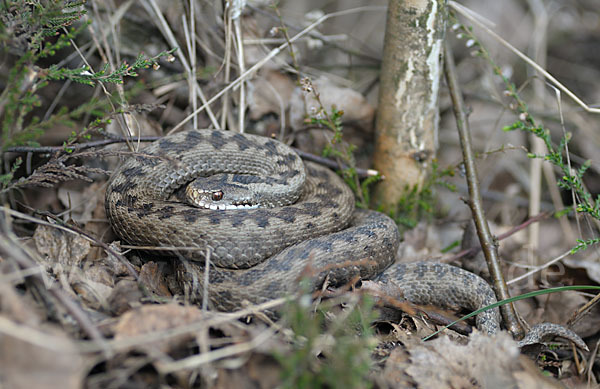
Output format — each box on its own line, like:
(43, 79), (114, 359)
(105, 129), (586, 349)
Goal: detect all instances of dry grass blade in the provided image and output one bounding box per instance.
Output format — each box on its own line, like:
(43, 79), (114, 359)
(2, 207), (138, 279)
(0, 209), (111, 357)
(142, 0), (220, 129)
(168, 5), (386, 134)
(2, 2), (597, 386)
(449, 0), (600, 114)
(158, 326), (276, 373)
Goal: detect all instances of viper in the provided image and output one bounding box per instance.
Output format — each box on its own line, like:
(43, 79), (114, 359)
(105, 129), (586, 349)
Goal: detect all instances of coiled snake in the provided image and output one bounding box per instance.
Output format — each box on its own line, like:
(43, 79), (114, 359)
(105, 129), (586, 349)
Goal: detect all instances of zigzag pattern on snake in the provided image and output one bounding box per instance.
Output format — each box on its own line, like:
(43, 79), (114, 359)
(105, 129), (586, 349)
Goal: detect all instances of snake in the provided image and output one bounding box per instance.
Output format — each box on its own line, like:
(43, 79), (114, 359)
(105, 129), (586, 349)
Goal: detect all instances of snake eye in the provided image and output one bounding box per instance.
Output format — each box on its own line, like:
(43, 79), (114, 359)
(212, 191), (224, 201)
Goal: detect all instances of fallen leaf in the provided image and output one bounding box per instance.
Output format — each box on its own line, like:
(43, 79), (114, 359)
(400, 332), (563, 389)
(58, 182), (103, 225)
(113, 304), (205, 353)
(139, 261), (172, 297)
(0, 322), (88, 389)
(33, 224), (90, 268)
(0, 282), (89, 389)
(107, 279), (143, 315)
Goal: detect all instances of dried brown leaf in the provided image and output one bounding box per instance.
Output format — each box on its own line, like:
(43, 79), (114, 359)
(107, 279), (143, 316)
(400, 332), (563, 389)
(113, 304), (205, 354)
(57, 182), (104, 225)
(288, 76), (375, 133)
(0, 323), (88, 389)
(0, 283), (88, 389)
(33, 224), (90, 268)
(139, 261), (172, 297)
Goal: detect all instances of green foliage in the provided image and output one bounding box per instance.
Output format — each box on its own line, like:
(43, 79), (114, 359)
(301, 77), (380, 209)
(387, 160), (455, 230)
(387, 184), (431, 229)
(311, 106), (344, 138)
(0, 0), (175, 152)
(1, 1), (87, 150)
(275, 287), (377, 389)
(441, 239), (460, 253)
(61, 115), (111, 153)
(0, 157), (22, 192)
(452, 15), (600, 252)
(300, 76), (457, 227)
(571, 238), (600, 254)
(318, 107), (381, 209)
(45, 51), (176, 86)
(423, 284), (600, 341)
(1, 0), (86, 55)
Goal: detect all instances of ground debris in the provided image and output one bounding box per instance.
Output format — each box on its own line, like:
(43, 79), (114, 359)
(381, 332), (564, 389)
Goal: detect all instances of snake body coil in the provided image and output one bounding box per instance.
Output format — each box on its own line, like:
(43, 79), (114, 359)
(105, 129), (586, 349)
(105, 129), (355, 269)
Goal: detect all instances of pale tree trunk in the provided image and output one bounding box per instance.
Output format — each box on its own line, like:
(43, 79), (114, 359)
(373, 0), (446, 210)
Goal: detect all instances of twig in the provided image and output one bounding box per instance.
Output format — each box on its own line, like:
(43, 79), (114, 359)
(5, 135), (379, 178)
(0, 209), (112, 357)
(294, 146), (378, 179)
(506, 248), (571, 285)
(233, 9), (246, 133)
(356, 285), (474, 335)
(446, 212), (550, 263)
(525, 0), (548, 268)
(77, 297), (287, 353)
(449, 1), (600, 115)
(4, 136), (162, 153)
(168, 6), (386, 134)
(587, 339), (600, 385)
(247, 4), (382, 63)
(566, 287), (600, 329)
(220, 4), (232, 131)
(3, 207), (138, 280)
(202, 248), (211, 312)
(443, 41), (524, 338)
(142, 0), (220, 129)
(181, 8), (197, 130)
(158, 326), (276, 373)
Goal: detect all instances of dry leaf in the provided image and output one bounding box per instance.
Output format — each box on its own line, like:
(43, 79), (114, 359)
(288, 76), (374, 133)
(139, 261), (172, 297)
(107, 279), (143, 315)
(401, 332), (563, 389)
(248, 70), (295, 121)
(33, 224), (90, 268)
(0, 323), (88, 389)
(564, 257), (600, 284)
(57, 182), (103, 225)
(113, 304), (205, 353)
(380, 343), (417, 387)
(214, 354), (282, 389)
(0, 283), (88, 389)
(71, 276), (114, 310)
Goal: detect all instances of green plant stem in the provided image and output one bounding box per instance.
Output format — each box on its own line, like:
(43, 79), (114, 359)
(443, 41), (524, 338)
(423, 285), (600, 341)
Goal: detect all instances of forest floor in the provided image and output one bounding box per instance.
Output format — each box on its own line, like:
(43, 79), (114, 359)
(1, 1), (600, 388)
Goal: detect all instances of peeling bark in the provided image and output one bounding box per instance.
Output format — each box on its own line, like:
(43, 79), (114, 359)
(373, 0), (446, 209)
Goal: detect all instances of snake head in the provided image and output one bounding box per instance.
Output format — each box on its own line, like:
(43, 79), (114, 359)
(185, 174), (259, 210)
